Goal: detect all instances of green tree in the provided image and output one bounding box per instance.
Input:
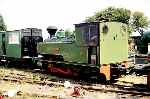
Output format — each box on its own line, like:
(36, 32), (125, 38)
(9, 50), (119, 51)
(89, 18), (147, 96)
(0, 14), (7, 31)
(85, 7), (150, 34)
(85, 7), (131, 24)
(131, 11), (150, 35)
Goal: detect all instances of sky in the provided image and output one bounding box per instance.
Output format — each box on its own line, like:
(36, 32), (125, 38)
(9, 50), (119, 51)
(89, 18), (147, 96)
(0, 0), (150, 38)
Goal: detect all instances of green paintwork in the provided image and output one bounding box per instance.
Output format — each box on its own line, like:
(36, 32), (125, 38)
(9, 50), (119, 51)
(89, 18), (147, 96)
(0, 31), (21, 58)
(138, 31), (150, 54)
(38, 42), (88, 63)
(0, 32), (5, 55)
(6, 31), (21, 58)
(100, 22), (128, 64)
(6, 44), (21, 58)
(75, 29), (85, 45)
(55, 30), (65, 37)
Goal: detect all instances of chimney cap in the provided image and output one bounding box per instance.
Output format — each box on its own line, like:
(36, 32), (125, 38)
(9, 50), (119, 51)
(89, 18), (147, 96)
(47, 26), (57, 30)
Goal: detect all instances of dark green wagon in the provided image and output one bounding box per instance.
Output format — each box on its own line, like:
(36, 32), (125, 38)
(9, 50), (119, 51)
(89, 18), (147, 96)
(0, 28), (43, 65)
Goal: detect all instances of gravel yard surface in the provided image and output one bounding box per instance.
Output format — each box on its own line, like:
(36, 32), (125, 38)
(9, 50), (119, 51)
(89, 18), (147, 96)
(0, 67), (150, 99)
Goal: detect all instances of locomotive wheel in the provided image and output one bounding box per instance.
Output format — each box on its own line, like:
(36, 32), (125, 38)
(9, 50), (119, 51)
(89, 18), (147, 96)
(0, 60), (9, 67)
(97, 73), (107, 83)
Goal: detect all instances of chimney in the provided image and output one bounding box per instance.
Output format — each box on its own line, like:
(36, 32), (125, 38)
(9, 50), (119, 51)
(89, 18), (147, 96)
(47, 26), (57, 38)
